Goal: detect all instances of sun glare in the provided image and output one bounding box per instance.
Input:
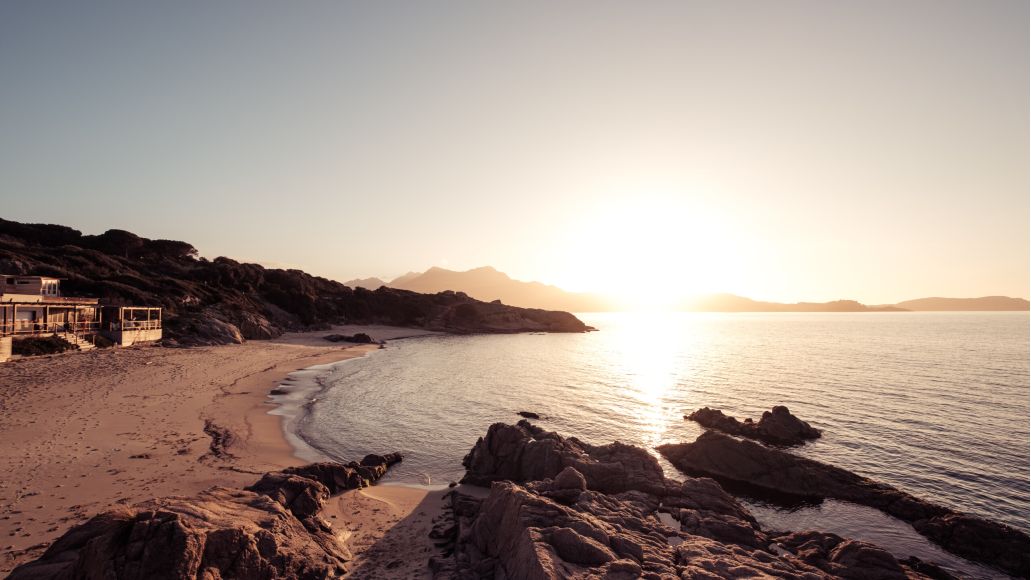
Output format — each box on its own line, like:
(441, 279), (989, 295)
(554, 196), (745, 310)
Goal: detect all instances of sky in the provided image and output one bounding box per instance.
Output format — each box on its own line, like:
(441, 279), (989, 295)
(1, 1), (1027, 304)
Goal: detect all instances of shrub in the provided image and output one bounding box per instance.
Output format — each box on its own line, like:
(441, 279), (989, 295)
(12, 336), (78, 356)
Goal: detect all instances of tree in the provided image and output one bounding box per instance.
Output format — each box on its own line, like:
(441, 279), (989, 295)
(91, 229), (144, 258)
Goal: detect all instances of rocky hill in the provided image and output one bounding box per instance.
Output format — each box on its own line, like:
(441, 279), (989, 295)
(348, 266), (613, 312)
(0, 219), (591, 345)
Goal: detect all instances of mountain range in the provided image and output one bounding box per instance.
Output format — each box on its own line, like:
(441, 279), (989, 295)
(348, 266), (613, 312)
(347, 267), (1030, 313)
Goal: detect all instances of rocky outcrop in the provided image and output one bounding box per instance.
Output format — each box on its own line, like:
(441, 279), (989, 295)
(437, 422), (954, 580)
(687, 405), (822, 445)
(0, 219), (592, 345)
(770, 530), (957, 580)
(461, 420), (666, 495)
(658, 431), (1029, 577)
(9, 454), (402, 580)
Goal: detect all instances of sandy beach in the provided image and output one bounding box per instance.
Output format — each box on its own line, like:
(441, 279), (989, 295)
(0, 325), (442, 577)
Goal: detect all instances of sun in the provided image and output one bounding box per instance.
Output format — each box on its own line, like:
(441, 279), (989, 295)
(551, 195), (744, 310)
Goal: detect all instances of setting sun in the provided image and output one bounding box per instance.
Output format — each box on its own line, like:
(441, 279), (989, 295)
(553, 195), (747, 309)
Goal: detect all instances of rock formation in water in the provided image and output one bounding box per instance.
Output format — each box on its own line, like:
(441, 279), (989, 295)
(657, 431), (1029, 578)
(0, 219), (593, 346)
(8, 454), (402, 579)
(438, 421), (955, 579)
(686, 405), (822, 446)
(461, 420), (667, 496)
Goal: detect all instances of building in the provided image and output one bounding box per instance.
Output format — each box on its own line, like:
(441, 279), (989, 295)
(0, 275), (162, 362)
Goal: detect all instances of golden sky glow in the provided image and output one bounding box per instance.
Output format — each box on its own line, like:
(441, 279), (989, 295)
(552, 195), (751, 308)
(1, 2), (1027, 304)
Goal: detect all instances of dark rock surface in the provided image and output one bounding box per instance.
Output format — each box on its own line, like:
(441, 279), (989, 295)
(324, 332), (375, 344)
(8, 453), (402, 580)
(687, 405), (822, 445)
(439, 421), (954, 580)
(658, 431), (1029, 578)
(517, 410), (541, 419)
(461, 420), (666, 495)
(0, 219), (592, 345)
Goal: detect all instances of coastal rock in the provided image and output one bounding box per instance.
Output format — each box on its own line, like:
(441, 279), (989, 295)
(245, 472), (329, 521)
(686, 405), (821, 445)
(8, 488), (350, 580)
(461, 420), (665, 495)
(234, 310), (280, 340)
(551, 466), (588, 491)
(435, 422), (948, 580)
(517, 410), (541, 419)
(165, 310), (245, 346)
(323, 332), (375, 344)
(657, 431), (1029, 577)
(10, 453), (403, 580)
(772, 530), (917, 579)
(435, 422), (949, 580)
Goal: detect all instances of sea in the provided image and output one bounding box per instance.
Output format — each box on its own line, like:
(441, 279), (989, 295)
(272, 312), (1029, 578)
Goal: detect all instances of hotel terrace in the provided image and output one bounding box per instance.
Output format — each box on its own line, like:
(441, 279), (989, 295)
(0, 275), (162, 362)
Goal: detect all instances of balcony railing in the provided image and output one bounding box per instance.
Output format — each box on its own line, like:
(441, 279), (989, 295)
(0, 320), (100, 337)
(111, 320), (162, 331)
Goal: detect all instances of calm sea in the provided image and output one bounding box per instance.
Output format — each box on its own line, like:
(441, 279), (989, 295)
(283, 312), (1029, 578)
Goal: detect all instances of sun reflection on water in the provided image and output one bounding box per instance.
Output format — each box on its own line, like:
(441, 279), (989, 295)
(606, 311), (689, 448)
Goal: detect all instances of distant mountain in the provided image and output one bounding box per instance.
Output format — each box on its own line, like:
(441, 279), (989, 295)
(685, 294), (905, 313)
(344, 276), (386, 290)
(385, 266), (612, 312)
(346, 266), (1029, 313)
(390, 271), (423, 286)
(892, 296), (1030, 311)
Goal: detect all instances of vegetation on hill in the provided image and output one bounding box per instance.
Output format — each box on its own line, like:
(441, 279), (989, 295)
(0, 219), (590, 345)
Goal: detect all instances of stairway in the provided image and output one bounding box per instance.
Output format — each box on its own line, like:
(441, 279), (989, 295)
(58, 332), (96, 351)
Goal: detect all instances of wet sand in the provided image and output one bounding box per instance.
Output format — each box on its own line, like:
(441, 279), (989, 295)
(0, 325), (443, 576)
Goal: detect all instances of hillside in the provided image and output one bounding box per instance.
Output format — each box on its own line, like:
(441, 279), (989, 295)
(0, 219), (591, 345)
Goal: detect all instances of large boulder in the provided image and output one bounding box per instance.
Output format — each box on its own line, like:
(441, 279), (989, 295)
(658, 431), (1029, 577)
(686, 405), (821, 446)
(461, 420), (665, 495)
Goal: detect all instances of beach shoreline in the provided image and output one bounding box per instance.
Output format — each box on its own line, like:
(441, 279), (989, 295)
(0, 325), (442, 577)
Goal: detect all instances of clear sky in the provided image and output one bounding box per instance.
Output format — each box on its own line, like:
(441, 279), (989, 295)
(1, 1), (1027, 304)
